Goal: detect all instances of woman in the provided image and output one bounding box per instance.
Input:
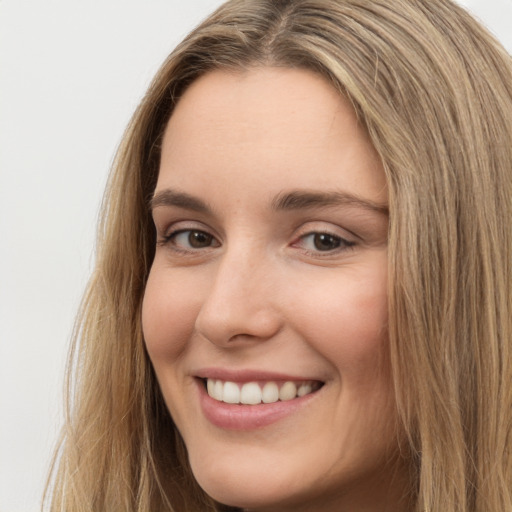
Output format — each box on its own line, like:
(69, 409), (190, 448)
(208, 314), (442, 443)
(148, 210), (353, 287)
(45, 0), (512, 510)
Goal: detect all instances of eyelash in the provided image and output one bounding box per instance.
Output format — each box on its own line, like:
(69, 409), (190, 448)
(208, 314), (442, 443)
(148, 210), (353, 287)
(292, 231), (356, 255)
(159, 228), (356, 256)
(159, 229), (220, 254)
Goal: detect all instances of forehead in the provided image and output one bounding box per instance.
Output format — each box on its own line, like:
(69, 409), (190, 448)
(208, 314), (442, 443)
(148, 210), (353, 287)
(158, 67), (386, 205)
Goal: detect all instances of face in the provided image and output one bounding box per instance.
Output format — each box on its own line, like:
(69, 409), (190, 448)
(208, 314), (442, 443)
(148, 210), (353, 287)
(142, 67), (406, 511)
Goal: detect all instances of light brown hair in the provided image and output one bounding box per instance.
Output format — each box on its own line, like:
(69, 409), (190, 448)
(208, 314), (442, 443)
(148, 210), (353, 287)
(45, 1), (512, 510)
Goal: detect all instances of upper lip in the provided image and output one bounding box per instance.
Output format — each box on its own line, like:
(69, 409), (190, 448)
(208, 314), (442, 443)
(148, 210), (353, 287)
(194, 367), (324, 383)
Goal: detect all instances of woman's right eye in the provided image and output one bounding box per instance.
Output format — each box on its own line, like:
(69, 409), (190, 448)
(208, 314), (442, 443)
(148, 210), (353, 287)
(161, 229), (220, 252)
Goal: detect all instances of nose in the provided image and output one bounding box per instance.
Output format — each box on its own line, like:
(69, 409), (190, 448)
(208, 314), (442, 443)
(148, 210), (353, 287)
(194, 249), (283, 347)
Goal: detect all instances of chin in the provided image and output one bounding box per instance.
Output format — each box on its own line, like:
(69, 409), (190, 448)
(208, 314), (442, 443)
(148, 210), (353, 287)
(188, 450), (305, 510)
(184, 431), (406, 512)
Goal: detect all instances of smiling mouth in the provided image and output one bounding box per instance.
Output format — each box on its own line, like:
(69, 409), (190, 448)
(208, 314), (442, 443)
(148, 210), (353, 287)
(203, 378), (323, 405)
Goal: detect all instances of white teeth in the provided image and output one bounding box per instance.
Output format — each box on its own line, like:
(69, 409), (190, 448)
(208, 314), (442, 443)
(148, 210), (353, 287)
(205, 378), (319, 404)
(240, 382), (262, 404)
(279, 381), (297, 401)
(207, 378), (215, 396)
(297, 383), (312, 397)
(262, 382), (279, 403)
(213, 380), (223, 401)
(223, 381), (240, 403)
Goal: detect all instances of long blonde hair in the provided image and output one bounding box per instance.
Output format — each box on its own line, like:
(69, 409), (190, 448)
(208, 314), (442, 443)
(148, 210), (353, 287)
(45, 1), (512, 510)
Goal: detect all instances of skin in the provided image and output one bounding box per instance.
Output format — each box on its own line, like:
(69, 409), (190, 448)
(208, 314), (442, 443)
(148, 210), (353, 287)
(142, 67), (409, 511)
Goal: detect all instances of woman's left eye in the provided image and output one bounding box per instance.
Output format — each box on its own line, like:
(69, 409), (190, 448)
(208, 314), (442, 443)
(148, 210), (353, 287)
(295, 232), (355, 253)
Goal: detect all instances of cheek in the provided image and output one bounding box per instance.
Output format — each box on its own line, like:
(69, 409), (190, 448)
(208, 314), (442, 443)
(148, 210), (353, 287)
(141, 266), (200, 363)
(291, 266), (389, 374)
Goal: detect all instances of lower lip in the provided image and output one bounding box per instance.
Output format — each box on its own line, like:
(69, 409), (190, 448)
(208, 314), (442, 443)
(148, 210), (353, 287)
(196, 379), (321, 430)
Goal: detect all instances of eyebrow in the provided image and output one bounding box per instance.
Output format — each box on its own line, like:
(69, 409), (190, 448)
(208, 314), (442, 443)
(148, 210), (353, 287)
(149, 189), (213, 214)
(149, 188), (388, 216)
(271, 190), (388, 215)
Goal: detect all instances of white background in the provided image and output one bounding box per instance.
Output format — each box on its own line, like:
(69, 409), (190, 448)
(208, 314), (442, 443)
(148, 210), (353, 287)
(0, 1), (511, 511)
